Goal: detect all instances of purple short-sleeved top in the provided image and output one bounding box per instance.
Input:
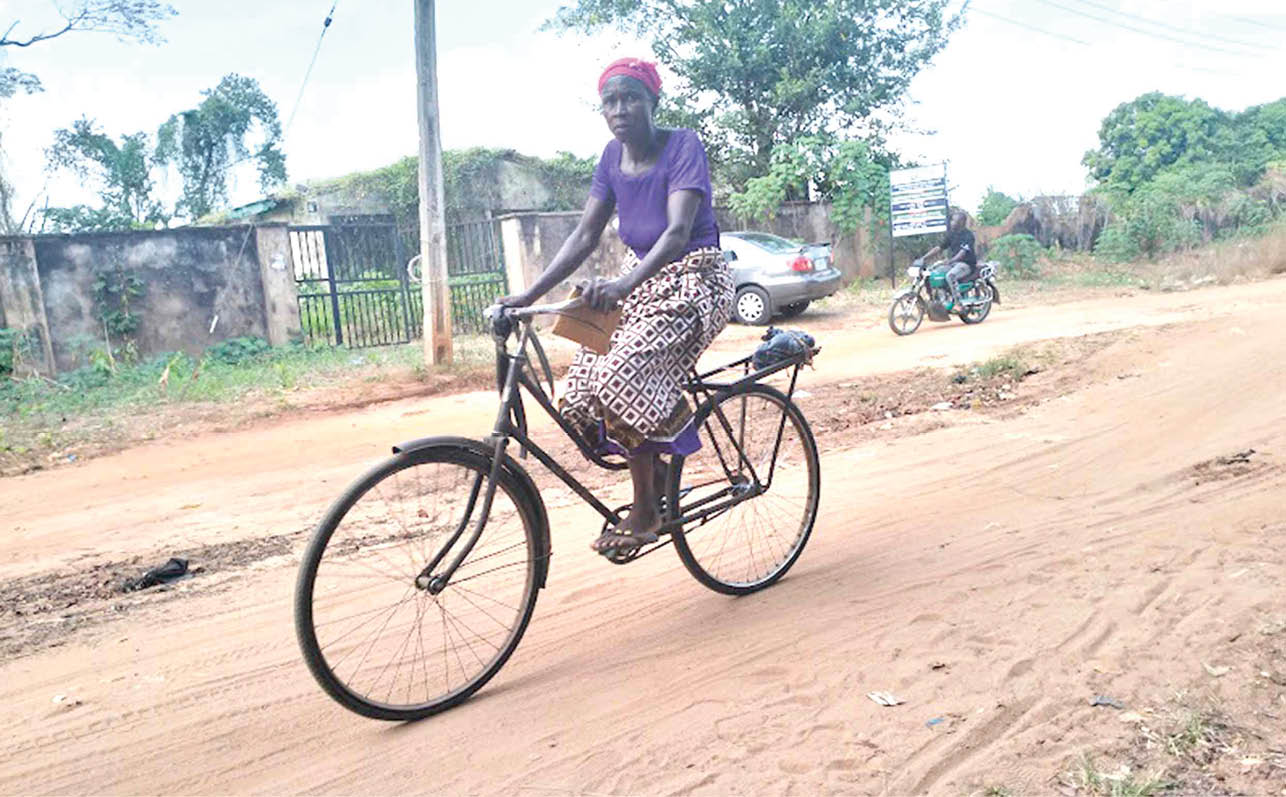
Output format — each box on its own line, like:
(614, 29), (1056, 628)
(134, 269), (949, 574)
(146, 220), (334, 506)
(588, 128), (721, 259)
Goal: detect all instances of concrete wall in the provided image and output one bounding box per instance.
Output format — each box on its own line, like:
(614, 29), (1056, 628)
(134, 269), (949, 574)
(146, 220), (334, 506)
(498, 212), (631, 300)
(254, 224), (303, 346)
(0, 237), (55, 375)
(0, 226), (304, 375)
(717, 201), (880, 282)
(32, 227), (272, 371)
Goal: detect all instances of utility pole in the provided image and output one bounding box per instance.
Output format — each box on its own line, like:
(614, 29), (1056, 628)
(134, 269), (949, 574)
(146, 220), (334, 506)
(414, 0), (453, 364)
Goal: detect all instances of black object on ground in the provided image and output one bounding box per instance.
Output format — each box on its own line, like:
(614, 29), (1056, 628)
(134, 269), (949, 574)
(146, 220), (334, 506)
(122, 557), (190, 593)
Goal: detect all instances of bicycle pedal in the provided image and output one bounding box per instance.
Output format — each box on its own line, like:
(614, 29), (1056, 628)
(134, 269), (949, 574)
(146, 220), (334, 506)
(602, 545), (642, 565)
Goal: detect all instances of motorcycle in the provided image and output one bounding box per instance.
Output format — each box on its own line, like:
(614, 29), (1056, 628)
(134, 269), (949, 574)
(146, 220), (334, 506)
(888, 259), (1000, 336)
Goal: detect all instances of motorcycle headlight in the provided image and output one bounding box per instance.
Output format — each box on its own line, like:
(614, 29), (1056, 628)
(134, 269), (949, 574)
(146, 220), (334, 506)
(907, 266), (921, 277)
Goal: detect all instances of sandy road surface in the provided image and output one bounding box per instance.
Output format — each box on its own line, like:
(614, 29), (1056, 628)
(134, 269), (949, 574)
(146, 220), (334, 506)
(2, 278), (1285, 794)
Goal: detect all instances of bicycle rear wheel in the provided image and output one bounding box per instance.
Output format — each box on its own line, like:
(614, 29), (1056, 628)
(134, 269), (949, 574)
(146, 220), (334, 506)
(294, 445), (541, 721)
(668, 384), (820, 595)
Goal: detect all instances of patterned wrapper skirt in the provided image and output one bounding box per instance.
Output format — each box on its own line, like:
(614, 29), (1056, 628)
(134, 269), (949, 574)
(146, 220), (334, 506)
(561, 246), (735, 454)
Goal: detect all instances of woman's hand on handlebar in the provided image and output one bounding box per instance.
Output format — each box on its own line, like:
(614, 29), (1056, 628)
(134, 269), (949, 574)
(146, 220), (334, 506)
(496, 291), (535, 309)
(581, 277), (628, 313)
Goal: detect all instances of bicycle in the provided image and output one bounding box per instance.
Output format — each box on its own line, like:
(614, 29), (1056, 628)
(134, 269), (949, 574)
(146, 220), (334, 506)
(294, 298), (822, 721)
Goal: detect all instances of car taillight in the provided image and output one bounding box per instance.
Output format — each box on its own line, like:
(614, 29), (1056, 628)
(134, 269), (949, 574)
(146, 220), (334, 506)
(789, 255), (812, 272)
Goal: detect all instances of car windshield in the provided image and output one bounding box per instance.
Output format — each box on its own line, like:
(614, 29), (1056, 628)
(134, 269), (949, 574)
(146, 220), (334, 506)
(728, 232), (803, 254)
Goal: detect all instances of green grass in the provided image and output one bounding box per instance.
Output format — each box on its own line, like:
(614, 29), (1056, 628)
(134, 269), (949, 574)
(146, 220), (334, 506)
(4, 343), (412, 420)
(975, 354), (1030, 380)
(0, 335), (497, 465)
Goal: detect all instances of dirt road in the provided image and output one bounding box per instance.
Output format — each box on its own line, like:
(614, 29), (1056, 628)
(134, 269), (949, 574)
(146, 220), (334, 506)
(2, 279), (1284, 794)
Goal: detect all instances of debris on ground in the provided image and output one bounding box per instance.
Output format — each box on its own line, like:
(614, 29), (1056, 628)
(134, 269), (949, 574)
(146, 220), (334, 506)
(1216, 449), (1255, 466)
(1202, 662), (1230, 677)
(122, 557), (191, 593)
(867, 691), (905, 707)
(1089, 695), (1126, 709)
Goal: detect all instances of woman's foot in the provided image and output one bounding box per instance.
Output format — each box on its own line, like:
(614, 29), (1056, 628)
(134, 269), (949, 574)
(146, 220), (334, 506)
(591, 506), (661, 553)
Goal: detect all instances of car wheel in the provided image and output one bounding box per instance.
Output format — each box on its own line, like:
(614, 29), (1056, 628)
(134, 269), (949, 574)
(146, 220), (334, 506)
(779, 300), (810, 319)
(734, 286), (772, 325)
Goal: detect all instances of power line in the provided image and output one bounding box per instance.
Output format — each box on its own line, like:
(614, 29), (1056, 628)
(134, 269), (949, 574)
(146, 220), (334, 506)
(284, 1), (339, 139)
(1065, 0), (1273, 52)
(1032, 0), (1257, 58)
(1226, 14), (1286, 34)
(971, 5), (1248, 80)
(973, 7), (1090, 46)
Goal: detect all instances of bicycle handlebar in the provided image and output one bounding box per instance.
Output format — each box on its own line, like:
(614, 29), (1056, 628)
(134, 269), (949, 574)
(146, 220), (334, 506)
(484, 296), (584, 322)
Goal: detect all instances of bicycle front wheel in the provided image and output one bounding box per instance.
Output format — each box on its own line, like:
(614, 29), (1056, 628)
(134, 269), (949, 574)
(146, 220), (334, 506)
(669, 384), (820, 595)
(295, 444), (542, 721)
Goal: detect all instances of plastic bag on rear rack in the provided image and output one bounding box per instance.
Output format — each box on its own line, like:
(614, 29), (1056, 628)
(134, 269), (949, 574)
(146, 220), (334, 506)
(752, 327), (816, 371)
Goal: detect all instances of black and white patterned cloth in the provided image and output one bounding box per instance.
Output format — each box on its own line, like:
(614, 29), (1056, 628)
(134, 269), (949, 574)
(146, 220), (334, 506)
(561, 246), (734, 452)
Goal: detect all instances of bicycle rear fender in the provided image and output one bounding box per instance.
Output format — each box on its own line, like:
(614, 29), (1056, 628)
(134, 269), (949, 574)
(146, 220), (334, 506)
(391, 435), (552, 589)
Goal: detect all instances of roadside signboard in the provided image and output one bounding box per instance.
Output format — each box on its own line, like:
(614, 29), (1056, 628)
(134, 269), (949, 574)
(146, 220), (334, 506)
(890, 164), (948, 238)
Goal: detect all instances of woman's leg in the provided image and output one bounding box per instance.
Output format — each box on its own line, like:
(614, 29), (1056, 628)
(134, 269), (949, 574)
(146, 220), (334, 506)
(625, 452), (660, 532)
(591, 452), (663, 551)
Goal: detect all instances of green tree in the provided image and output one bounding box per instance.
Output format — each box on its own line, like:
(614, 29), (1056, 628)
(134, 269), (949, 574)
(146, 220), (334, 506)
(44, 117), (165, 230)
(1083, 93), (1228, 192)
(1, 1), (176, 98)
(155, 73), (286, 219)
(1219, 98), (1286, 186)
(545, 0), (962, 188)
(728, 136), (888, 234)
(977, 187), (1018, 226)
(2, 2), (175, 232)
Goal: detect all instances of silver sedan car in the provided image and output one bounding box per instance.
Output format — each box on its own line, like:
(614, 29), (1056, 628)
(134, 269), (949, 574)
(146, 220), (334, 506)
(719, 231), (842, 325)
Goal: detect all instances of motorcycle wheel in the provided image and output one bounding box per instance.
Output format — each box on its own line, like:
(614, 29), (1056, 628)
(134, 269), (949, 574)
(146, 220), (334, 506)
(889, 294), (925, 336)
(958, 284), (993, 325)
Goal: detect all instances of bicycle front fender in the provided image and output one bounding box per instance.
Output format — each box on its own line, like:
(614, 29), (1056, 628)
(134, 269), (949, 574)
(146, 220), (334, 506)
(391, 435), (552, 589)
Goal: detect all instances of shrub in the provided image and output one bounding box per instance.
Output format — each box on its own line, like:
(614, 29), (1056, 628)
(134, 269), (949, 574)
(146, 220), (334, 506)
(0, 328), (24, 376)
(978, 187), (1019, 226)
(206, 336), (271, 365)
(988, 234), (1045, 278)
(1093, 224), (1140, 263)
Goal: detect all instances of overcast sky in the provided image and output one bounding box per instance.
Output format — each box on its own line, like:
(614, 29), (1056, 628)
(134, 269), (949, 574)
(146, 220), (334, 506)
(2, 0), (1285, 227)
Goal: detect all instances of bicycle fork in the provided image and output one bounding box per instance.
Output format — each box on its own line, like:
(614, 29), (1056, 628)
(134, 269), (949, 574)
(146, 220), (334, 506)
(415, 324), (529, 595)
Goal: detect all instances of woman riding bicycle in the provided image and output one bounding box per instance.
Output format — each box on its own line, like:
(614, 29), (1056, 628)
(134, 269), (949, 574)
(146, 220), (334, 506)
(500, 58), (734, 555)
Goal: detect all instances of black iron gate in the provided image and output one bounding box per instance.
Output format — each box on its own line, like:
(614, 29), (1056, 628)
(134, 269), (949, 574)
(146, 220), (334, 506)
(290, 221), (420, 348)
(291, 218), (508, 346)
(445, 219), (508, 336)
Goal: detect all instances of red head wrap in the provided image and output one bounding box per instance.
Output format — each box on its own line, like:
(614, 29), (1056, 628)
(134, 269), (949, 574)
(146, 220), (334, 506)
(597, 58), (662, 97)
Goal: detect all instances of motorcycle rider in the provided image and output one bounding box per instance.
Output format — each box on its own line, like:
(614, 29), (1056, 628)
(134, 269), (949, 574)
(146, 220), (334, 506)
(915, 210), (976, 307)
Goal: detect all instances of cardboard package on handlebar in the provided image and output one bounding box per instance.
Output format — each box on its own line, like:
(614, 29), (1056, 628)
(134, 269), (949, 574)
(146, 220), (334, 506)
(549, 286), (622, 355)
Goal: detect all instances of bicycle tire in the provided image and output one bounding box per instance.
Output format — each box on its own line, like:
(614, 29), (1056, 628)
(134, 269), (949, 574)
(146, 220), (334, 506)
(295, 444), (542, 721)
(668, 383), (820, 595)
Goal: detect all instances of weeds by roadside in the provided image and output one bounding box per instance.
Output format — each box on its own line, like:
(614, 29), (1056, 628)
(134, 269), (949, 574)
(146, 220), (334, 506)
(0, 335), (500, 476)
(1059, 692), (1286, 795)
(1063, 754), (1169, 797)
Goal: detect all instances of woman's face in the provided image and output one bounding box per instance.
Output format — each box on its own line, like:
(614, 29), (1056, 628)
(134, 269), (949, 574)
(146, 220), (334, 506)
(600, 75), (654, 142)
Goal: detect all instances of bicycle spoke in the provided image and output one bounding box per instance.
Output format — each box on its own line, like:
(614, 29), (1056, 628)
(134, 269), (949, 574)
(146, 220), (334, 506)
(299, 451), (537, 717)
(674, 388), (817, 591)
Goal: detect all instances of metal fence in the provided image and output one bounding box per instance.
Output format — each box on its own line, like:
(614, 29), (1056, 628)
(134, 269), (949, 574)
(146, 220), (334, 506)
(290, 222), (419, 348)
(445, 219), (507, 335)
(290, 218), (508, 346)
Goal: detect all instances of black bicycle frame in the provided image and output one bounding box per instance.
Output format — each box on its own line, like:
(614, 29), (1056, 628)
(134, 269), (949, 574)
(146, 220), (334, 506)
(421, 317), (810, 591)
